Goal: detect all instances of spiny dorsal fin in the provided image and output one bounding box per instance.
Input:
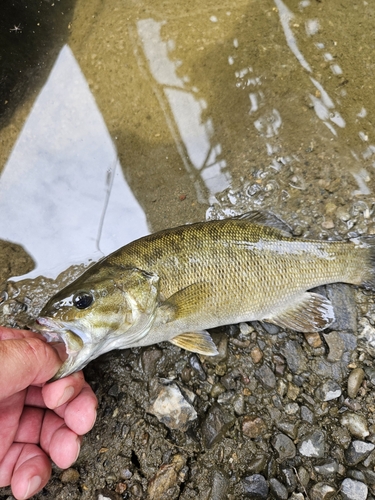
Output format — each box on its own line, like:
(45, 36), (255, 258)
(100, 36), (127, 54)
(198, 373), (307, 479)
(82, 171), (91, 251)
(170, 331), (218, 355)
(232, 211), (293, 237)
(159, 282), (212, 322)
(264, 292), (335, 333)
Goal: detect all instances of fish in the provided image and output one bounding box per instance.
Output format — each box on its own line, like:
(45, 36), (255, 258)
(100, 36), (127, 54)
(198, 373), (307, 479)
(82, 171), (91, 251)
(31, 211), (375, 380)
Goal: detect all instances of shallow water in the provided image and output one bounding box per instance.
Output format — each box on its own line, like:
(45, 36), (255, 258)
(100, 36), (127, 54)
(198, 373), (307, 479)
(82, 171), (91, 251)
(1, 0), (375, 286)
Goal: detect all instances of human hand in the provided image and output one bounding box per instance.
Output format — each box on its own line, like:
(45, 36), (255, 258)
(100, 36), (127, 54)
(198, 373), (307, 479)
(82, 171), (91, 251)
(0, 327), (98, 499)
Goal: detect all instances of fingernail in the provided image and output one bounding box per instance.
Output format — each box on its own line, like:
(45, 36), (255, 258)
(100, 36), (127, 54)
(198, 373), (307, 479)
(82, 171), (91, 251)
(57, 385), (75, 407)
(24, 475), (42, 498)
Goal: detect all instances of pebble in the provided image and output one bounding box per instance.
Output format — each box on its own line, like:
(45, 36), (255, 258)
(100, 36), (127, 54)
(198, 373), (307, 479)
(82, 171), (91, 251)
(242, 474), (269, 499)
(276, 421), (299, 440)
(313, 460), (339, 475)
(147, 454), (186, 499)
(272, 433), (296, 460)
(289, 494), (304, 500)
(358, 318), (375, 358)
(147, 383), (197, 431)
(242, 416), (267, 438)
(298, 430), (325, 458)
(301, 405), (315, 424)
(315, 379), (342, 401)
(323, 331), (345, 362)
(210, 332), (228, 364)
(269, 478), (288, 500)
(208, 469), (229, 500)
(141, 348), (163, 377)
(247, 455), (267, 474)
(250, 346), (263, 363)
(189, 354), (206, 380)
(345, 440), (375, 465)
(347, 368), (365, 398)
(280, 340), (307, 373)
(60, 468), (80, 483)
(280, 468), (297, 492)
(304, 332), (322, 348)
(201, 403), (235, 448)
(326, 284), (357, 332)
(254, 363), (276, 389)
(232, 393), (245, 415)
(340, 478), (368, 500)
(341, 412), (369, 439)
(309, 482), (336, 500)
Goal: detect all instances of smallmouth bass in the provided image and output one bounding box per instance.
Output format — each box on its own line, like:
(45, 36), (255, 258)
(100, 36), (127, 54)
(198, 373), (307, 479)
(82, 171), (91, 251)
(32, 211), (375, 379)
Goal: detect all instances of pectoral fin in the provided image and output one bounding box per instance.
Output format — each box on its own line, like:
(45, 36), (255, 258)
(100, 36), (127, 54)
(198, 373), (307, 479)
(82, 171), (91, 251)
(170, 331), (219, 356)
(264, 292), (335, 333)
(159, 282), (212, 322)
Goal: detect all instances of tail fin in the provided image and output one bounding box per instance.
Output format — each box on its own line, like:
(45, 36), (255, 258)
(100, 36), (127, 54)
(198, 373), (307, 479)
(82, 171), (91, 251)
(350, 236), (375, 290)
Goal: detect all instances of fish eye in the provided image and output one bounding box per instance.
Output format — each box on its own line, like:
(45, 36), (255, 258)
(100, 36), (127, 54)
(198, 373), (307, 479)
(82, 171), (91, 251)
(73, 291), (94, 310)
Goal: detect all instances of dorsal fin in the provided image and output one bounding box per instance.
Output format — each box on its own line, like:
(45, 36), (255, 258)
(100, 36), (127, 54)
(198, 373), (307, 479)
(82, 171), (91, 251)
(232, 211), (293, 237)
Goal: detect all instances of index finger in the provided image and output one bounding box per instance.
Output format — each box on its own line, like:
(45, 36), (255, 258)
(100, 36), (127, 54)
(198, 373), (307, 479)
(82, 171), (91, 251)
(0, 327), (44, 341)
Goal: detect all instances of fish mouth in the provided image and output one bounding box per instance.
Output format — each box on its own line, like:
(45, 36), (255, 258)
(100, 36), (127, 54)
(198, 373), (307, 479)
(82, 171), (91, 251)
(33, 316), (86, 381)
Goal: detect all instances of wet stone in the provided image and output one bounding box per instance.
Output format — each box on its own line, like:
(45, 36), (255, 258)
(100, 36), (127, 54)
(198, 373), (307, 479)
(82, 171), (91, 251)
(147, 383), (197, 431)
(201, 403), (235, 449)
(189, 354), (206, 381)
(269, 478), (288, 500)
(141, 347), (163, 377)
(347, 367), (365, 399)
(242, 416), (267, 439)
(208, 469), (229, 500)
(345, 440), (375, 465)
(247, 454), (268, 474)
(313, 460), (339, 475)
(315, 379), (342, 401)
(323, 331), (345, 362)
(280, 340), (307, 374)
(358, 318), (375, 358)
(280, 468), (297, 493)
(309, 482), (336, 500)
(326, 284), (357, 332)
(261, 321), (280, 335)
(341, 478), (368, 500)
(272, 433), (296, 460)
(210, 382), (226, 399)
(301, 405), (314, 424)
(304, 332), (322, 348)
(341, 412), (369, 439)
(242, 474), (269, 499)
(232, 393), (245, 415)
(250, 346), (263, 363)
(147, 454), (186, 500)
(347, 469), (366, 482)
(210, 332), (228, 363)
(276, 420), (298, 440)
(254, 363), (276, 389)
(298, 430), (325, 458)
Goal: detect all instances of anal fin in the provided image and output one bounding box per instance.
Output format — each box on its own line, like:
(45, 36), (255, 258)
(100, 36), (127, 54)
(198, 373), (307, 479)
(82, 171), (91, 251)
(170, 331), (218, 356)
(264, 292), (335, 333)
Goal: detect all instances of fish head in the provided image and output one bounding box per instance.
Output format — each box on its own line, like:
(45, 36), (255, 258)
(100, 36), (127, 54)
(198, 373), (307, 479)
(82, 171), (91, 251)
(32, 265), (160, 380)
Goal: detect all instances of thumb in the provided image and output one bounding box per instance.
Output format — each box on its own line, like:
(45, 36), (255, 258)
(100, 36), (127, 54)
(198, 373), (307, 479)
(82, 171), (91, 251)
(0, 338), (61, 401)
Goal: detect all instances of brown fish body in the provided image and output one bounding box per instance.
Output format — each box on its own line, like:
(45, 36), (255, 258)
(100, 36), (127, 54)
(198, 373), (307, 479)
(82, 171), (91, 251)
(33, 212), (375, 379)
(105, 217), (368, 346)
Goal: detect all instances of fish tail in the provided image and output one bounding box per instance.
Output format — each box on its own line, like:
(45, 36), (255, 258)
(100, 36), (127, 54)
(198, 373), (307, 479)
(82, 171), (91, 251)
(349, 236), (375, 290)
